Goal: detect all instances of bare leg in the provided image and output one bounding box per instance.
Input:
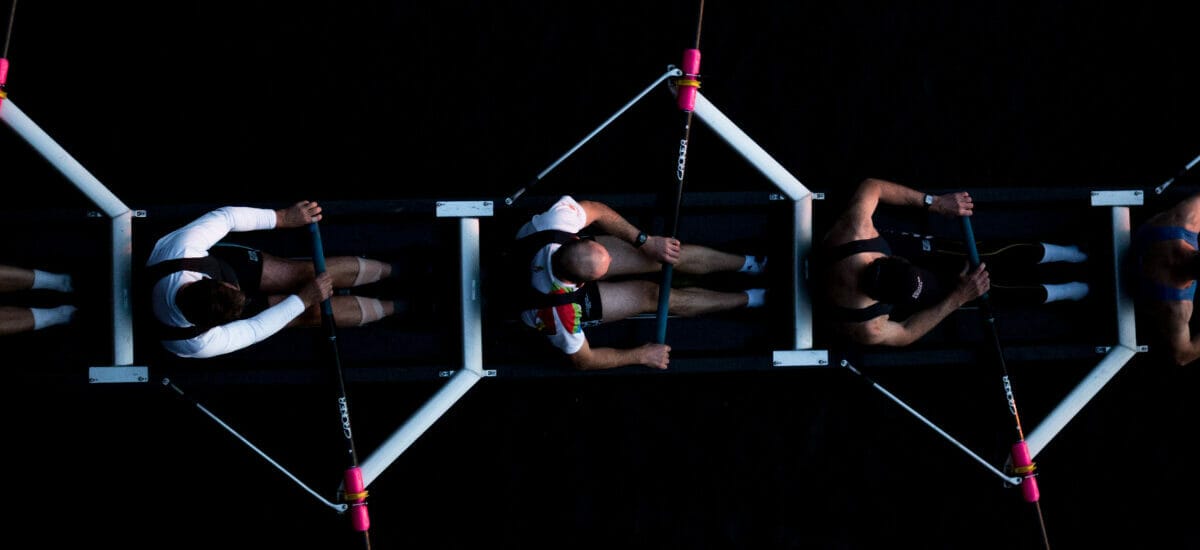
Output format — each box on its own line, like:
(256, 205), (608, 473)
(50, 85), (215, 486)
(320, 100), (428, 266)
(668, 287), (750, 316)
(598, 281), (659, 321)
(596, 236), (746, 278)
(598, 280), (748, 321)
(270, 295), (395, 328)
(0, 306), (34, 335)
(676, 246), (747, 275)
(0, 265), (34, 293)
(260, 254), (393, 293)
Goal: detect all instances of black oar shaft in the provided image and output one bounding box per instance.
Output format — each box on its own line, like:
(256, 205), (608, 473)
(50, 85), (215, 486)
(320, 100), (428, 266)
(309, 222), (371, 548)
(961, 217), (1047, 541)
(654, 112), (692, 343)
(655, 1), (705, 343)
(960, 217), (1023, 434)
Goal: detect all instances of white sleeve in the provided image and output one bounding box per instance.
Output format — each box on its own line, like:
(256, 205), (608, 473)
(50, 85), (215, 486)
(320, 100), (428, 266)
(167, 295), (307, 359)
(148, 206), (277, 265)
(530, 195), (588, 233)
(548, 319), (587, 355)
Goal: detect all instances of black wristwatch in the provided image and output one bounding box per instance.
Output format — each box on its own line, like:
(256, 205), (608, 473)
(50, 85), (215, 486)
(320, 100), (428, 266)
(633, 231), (648, 248)
(923, 194), (935, 208)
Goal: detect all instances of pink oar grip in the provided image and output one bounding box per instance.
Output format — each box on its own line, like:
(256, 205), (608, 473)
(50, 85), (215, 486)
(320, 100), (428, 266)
(1010, 441), (1040, 502)
(676, 48), (700, 111)
(344, 467), (371, 532)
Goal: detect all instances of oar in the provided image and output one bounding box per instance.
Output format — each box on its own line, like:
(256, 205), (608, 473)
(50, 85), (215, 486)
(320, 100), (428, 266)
(961, 216), (1051, 549)
(309, 221), (371, 549)
(656, 0), (705, 343)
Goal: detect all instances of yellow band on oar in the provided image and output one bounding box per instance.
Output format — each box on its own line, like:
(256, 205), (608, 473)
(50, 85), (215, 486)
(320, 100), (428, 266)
(675, 78), (700, 88)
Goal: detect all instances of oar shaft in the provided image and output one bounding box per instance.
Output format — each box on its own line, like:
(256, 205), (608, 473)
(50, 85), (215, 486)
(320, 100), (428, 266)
(309, 223), (371, 543)
(654, 109), (694, 343)
(654, 264), (674, 343)
(960, 217), (1041, 503)
(309, 222), (356, 452)
(309, 223), (334, 317)
(960, 217), (1012, 387)
(960, 217), (982, 267)
(655, 39), (702, 343)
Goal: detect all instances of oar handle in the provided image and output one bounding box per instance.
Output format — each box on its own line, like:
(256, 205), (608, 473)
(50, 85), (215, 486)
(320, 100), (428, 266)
(309, 222), (327, 272)
(960, 216), (982, 268)
(309, 222), (333, 317)
(654, 264), (674, 343)
(960, 216), (990, 302)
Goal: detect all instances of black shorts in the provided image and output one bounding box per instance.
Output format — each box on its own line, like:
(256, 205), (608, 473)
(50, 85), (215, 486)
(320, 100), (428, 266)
(577, 281), (604, 327)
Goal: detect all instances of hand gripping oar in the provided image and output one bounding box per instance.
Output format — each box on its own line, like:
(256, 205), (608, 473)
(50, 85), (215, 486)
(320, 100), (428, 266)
(655, 0), (705, 343)
(961, 217), (1052, 549)
(309, 222), (372, 547)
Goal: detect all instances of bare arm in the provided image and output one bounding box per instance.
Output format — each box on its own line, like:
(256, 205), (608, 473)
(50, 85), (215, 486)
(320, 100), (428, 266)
(577, 200), (641, 243)
(826, 178), (974, 246)
(568, 339), (671, 371)
(852, 263), (990, 347)
(856, 293), (968, 347)
(577, 199), (681, 264)
(857, 177), (974, 215)
(1162, 301), (1200, 366)
(1151, 192), (1200, 231)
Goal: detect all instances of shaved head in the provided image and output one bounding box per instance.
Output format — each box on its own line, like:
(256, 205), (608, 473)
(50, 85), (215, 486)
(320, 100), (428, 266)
(557, 239), (611, 283)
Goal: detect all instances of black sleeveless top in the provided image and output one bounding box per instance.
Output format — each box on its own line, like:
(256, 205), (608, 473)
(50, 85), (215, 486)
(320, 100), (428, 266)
(818, 235), (894, 323)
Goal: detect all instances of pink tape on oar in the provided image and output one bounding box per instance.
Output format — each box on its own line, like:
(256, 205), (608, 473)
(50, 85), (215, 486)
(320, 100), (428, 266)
(343, 467), (370, 532)
(676, 48), (701, 111)
(0, 58), (9, 105)
(1010, 441), (1040, 502)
